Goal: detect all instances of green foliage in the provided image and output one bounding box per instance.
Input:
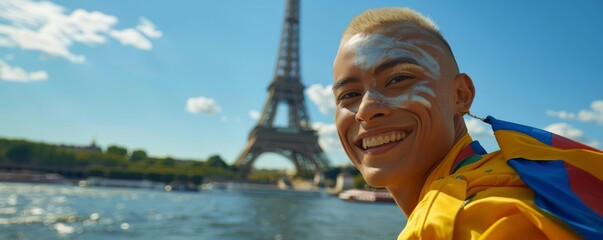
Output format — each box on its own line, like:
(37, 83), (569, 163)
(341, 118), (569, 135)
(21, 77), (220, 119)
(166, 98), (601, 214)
(207, 155), (228, 169)
(293, 170), (315, 180)
(160, 157), (175, 166)
(130, 150), (147, 162)
(0, 137), (238, 184)
(106, 145), (128, 157)
(324, 167), (342, 181)
(103, 153), (127, 167)
(6, 144), (32, 164)
(353, 174), (367, 189)
(189, 161), (205, 167)
(249, 170), (283, 183)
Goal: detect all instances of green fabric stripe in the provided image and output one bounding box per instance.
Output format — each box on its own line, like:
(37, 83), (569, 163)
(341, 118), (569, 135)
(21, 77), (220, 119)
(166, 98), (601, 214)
(452, 154), (482, 173)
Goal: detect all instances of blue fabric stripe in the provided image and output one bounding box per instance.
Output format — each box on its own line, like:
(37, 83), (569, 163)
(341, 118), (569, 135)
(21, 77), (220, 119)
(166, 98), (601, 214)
(469, 140), (487, 155)
(487, 116), (552, 145)
(508, 159), (603, 240)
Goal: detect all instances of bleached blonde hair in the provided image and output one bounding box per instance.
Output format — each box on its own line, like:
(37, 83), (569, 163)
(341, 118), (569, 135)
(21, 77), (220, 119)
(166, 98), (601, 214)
(342, 7), (453, 53)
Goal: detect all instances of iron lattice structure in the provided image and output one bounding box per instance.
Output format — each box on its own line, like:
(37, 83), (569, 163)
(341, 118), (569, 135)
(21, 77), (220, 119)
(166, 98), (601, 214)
(234, 0), (330, 178)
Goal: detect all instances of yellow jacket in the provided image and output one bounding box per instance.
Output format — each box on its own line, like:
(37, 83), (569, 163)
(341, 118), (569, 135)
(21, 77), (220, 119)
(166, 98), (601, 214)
(399, 116), (603, 240)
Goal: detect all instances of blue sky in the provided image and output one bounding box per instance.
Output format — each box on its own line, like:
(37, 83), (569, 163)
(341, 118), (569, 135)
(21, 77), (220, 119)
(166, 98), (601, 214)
(1, 0), (602, 169)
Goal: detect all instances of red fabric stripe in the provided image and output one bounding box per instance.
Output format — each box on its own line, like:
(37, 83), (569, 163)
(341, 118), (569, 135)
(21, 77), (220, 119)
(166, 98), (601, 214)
(552, 134), (602, 153)
(450, 145), (474, 174)
(565, 162), (603, 217)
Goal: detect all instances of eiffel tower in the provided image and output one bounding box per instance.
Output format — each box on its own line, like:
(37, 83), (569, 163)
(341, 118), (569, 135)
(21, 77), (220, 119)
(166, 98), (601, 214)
(234, 0), (330, 178)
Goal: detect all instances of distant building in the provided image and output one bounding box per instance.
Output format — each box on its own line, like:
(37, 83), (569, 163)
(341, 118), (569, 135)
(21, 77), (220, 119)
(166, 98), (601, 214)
(59, 139), (102, 153)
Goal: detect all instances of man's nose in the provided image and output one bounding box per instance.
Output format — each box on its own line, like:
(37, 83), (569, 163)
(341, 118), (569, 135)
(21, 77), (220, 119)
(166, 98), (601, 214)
(355, 91), (390, 122)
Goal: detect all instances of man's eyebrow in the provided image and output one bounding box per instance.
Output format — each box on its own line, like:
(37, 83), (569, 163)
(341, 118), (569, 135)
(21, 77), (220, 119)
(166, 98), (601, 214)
(332, 77), (359, 92)
(373, 58), (422, 76)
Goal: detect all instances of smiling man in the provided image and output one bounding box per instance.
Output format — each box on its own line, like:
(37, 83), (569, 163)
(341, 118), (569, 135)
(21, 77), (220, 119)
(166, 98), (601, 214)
(333, 8), (602, 239)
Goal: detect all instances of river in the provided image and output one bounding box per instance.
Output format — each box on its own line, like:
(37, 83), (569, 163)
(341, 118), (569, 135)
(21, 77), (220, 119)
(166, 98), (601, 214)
(0, 183), (406, 239)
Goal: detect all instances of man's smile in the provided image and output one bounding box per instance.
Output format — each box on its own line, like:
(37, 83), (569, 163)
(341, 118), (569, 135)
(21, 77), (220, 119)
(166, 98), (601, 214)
(354, 127), (414, 153)
(361, 131), (408, 149)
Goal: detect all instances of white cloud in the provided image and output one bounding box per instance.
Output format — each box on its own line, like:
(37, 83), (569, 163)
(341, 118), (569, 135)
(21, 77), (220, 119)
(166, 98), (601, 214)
(0, 59), (48, 82)
(306, 84), (335, 115)
(465, 118), (492, 138)
(546, 110), (575, 120)
(547, 100), (603, 125)
(544, 122), (600, 148)
(249, 110), (261, 120)
(137, 17), (162, 39)
(0, 0), (161, 63)
(544, 122), (583, 139)
(109, 28), (152, 50)
(312, 122), (343, 152)
(186, 97), (221, 114)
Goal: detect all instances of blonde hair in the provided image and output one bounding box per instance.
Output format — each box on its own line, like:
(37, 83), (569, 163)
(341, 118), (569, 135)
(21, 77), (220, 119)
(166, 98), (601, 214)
(343, 7), (452, 53)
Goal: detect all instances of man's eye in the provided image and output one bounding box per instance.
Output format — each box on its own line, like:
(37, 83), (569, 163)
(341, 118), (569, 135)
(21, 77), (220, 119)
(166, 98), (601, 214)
(338, 92), (361, 100)
(386, 75), (412, 87)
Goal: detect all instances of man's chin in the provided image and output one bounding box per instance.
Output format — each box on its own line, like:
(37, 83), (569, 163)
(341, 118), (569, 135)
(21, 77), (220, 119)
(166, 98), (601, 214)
(362, 168), (395, 188)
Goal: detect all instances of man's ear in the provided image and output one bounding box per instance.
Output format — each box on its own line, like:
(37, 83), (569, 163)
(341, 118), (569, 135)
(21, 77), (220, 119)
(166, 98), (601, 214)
(454, 73), (475, 114)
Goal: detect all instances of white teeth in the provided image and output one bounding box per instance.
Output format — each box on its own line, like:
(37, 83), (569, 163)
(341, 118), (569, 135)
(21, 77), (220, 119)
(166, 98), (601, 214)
(362, 132), (408, 149)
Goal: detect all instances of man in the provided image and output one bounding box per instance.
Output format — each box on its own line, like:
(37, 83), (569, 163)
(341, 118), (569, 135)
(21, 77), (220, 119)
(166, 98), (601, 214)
(332, 7), (602, 239)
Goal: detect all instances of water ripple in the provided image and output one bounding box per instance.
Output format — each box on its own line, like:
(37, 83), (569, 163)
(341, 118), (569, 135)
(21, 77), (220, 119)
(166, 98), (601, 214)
(0, 183), (405, 239)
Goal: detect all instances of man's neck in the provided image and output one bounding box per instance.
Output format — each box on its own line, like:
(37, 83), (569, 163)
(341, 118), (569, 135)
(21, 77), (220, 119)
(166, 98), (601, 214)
(388, 119), (469, 215)
(387, 175), (425, 215)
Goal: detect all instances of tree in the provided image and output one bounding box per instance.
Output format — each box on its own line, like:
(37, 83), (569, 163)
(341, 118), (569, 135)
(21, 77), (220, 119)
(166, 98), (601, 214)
(107, 145), (128, 157)
(324, 167), (342, 181)
(130, 149), (147, 162)
(207, 155), (228, 169)
(353, 174), (367, 189)
(6, 144), (32, 164)
(160, 157), (175, 166)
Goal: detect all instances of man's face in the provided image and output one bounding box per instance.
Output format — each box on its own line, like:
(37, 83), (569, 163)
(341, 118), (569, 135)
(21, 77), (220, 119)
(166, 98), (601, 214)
(332, 23), (459, 187)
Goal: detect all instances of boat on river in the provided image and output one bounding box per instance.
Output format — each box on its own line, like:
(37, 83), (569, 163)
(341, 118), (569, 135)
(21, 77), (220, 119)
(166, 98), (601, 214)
(78, 177), (165, 189)
(338, 189), (395, 203)
(202, 182), (325, 198)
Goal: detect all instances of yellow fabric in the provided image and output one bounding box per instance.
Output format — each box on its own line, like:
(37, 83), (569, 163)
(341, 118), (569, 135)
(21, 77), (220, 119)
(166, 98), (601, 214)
(398, 134), (580, 240)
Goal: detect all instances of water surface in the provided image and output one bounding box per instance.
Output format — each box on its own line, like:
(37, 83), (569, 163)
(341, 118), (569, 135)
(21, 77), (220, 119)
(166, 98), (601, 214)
(0, 183), (406, 239)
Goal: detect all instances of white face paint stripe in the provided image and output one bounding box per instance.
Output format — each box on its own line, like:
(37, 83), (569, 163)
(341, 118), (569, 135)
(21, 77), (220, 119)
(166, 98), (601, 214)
(368, 80), (434, 109)
(345, 33), (442, 79)
(411, 81), (436, 97)
(342, 80), (435, 114)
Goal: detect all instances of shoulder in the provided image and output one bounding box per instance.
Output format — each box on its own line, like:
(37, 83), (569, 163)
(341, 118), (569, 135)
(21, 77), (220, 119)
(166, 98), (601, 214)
(455, 186), (580, 239)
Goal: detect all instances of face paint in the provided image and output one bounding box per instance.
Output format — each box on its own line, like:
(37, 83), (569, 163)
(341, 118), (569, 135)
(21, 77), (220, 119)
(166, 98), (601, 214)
(368, 80), (435, 108)
(342, 80), (436, 114)
(338, 24), (442, 116)
(344, 27), (443, 79)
